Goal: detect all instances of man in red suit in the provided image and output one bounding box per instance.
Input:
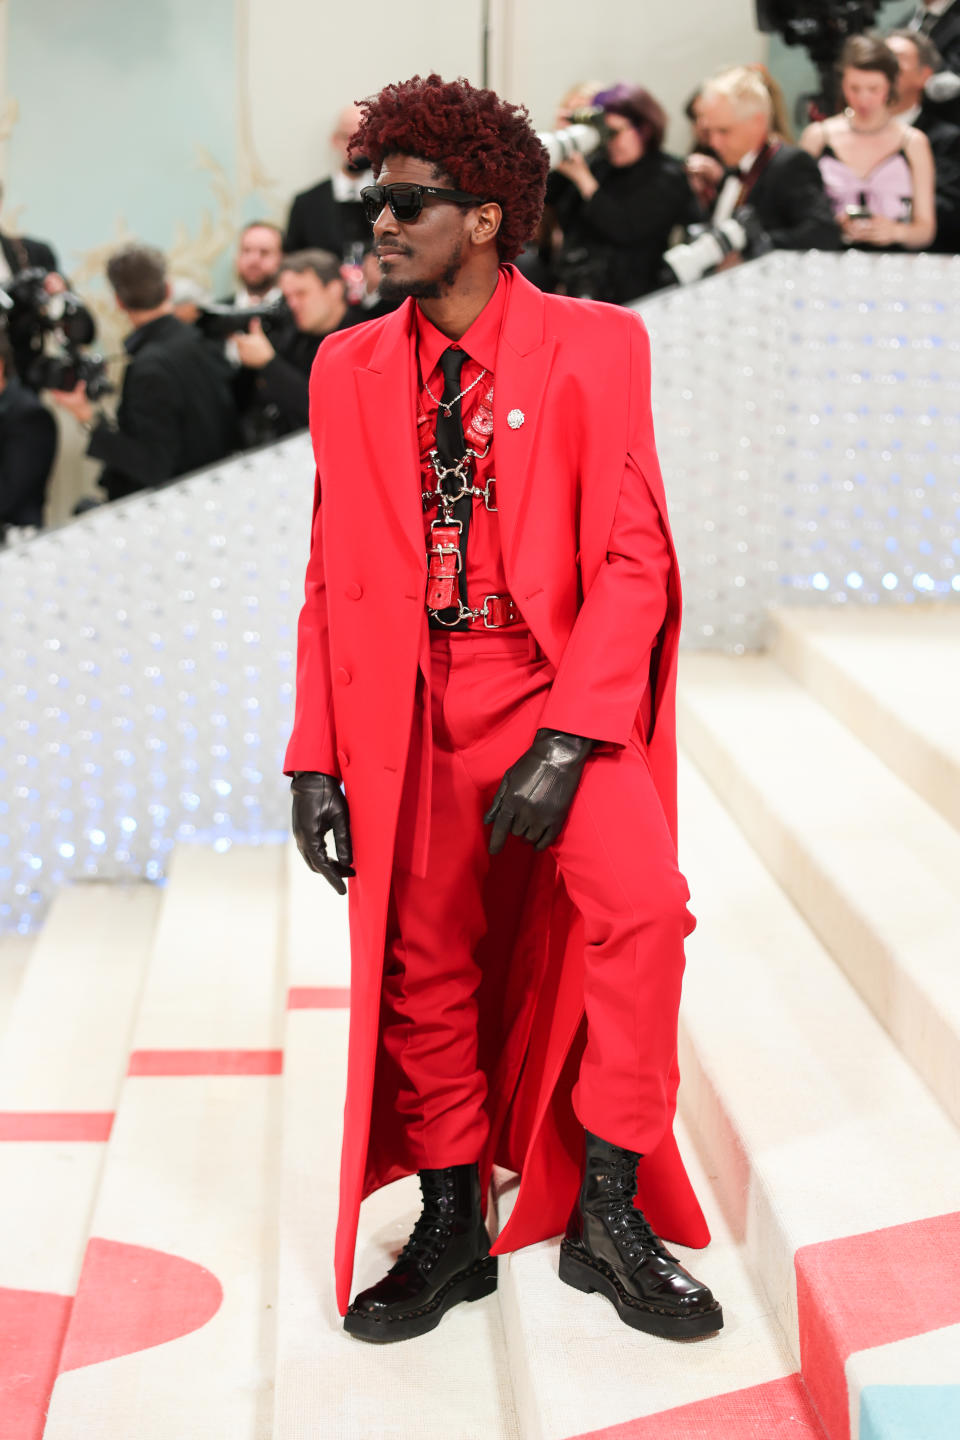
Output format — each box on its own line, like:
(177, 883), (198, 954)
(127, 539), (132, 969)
(286, 74), (723, 1346)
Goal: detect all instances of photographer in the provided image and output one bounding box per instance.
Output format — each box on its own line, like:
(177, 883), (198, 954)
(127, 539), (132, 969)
(232, 249), (349, 434)
(549, 85), (699, 302)
(50, 245), (237, 503)
(665, 67), (840, 286)
(223, 221), (284, 309)
(0, 330), (56, 539)
(0, 180), (70, 385)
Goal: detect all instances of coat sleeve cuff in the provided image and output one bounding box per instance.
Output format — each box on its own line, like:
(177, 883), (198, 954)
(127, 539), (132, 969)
(537, 687), (637, 748)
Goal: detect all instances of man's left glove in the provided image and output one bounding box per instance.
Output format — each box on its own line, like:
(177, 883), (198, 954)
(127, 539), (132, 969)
(484, 728), (595, 855)
(290, 771), (355, 894)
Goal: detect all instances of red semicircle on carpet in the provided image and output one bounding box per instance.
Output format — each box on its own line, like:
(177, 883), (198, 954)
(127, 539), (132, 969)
(58, 1236), (224, 1373)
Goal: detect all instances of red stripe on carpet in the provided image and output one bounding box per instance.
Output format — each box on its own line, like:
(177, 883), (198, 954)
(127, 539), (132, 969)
(564, 1373), (824, 1438)
(127, 1049), (283, 1076)
(287, 985), (350, 1009)
(0, 1112), (114, 1142)
(797, 1210), (960, 1440)
(0, 1287), (72, 1440)
(58, 1238), (222, 1373)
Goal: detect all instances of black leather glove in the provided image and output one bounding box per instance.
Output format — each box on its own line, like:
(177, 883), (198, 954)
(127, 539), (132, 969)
(290, 771), (355, 894)
(484, 728), (595, 855)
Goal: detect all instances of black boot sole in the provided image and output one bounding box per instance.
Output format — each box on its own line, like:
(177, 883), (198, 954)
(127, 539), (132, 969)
(343, 1254), (498, 1344)
(559, 1240), (723, 1340)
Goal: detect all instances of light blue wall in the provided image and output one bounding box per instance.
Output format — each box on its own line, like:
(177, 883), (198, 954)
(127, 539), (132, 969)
(4, 0), (237, 286)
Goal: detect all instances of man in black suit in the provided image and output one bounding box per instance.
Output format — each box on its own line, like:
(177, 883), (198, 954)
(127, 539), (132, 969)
(50, 245), (237, 503)
(283, 104), (373, 259)
(899, 0), (960, 75)
(665, 65), (839, 282)
(233, 249), (351, 434)
(888, 29), (960, 250)
(0, 330), (56, 538)
(0, 180), (71, 386)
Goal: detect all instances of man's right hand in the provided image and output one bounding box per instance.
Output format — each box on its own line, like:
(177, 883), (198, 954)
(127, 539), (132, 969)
(290, 772), (355, 894)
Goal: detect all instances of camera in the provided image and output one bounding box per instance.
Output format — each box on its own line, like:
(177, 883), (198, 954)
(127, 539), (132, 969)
(195, 297), (287, 342)
(538, 107), (613, 169)
(844, 195), (872, 221)
(755, 1), (883, 113)
(661, 207), (773, 286)
(0, 267), (112, 398)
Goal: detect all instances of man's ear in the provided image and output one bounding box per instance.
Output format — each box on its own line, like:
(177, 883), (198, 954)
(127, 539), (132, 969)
(471, 201), (503, 248)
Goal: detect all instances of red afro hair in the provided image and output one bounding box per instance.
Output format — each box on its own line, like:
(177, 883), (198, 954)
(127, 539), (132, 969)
(351, 74), (548, 262)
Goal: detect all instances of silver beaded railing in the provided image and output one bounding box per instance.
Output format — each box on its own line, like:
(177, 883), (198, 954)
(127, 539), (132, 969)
(1, 250), (959, 931)
(637, 248), (960, 650)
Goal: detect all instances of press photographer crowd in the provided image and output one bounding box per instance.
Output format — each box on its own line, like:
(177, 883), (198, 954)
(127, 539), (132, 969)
(2, 0), (959, 539)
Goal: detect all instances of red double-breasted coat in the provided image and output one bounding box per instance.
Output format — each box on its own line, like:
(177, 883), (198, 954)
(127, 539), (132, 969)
(285, 266), (710, 1315)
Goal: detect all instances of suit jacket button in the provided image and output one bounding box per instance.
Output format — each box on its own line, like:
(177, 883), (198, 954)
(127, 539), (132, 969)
(345, 582), (363, 600)
(337, 748), (350, 769)
(335, 666), (352, 685)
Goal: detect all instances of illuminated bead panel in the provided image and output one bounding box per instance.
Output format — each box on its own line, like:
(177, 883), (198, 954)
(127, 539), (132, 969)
(0, 437), (313, 933)
(639, 249), (960, 649)
(2, 252), (959, 931)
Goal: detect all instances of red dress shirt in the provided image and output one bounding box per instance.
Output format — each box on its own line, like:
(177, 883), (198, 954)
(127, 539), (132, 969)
(415, 270), (525, 632)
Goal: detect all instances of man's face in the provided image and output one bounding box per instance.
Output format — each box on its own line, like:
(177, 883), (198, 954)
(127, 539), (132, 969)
(370, 155), (474, 303)
(280, 268), (343, 334)
(237, 226), (282, 293)
(888, 37), (930, 108)
(698, 94), (769, 169)
(332, 104), (364, 172)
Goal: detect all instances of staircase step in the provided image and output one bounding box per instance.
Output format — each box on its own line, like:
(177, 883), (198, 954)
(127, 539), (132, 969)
(0, 883), (160, 1439)
(847, 1324), (960, 1440)
(675, 752), (960, 1440)
(678, 653), (960, 1132)
(42, 844), (285, 1440)
(493, 1117), (821, 1440)
(771, 606), (960, 832)
(273, 841), (519, 1439)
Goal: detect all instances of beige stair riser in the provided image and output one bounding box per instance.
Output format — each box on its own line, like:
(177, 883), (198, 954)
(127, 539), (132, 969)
(677, 674), (960, 1132)
(772, 609), (960, 835)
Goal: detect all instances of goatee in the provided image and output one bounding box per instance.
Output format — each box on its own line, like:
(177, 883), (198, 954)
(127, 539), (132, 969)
(379, 245), (463, 303)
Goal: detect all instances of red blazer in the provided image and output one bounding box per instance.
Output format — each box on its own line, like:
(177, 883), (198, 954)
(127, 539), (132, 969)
(285, 266), (708, 1314)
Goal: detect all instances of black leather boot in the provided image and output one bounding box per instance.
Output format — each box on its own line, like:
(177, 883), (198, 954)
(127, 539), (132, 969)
(344, 1163), (497, 1343)
(559, 1131), (723, 1339)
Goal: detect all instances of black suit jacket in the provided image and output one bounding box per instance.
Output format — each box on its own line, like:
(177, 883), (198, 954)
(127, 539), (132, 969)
(898, 4), (960, 73)
(914, 104), (960, 249)
(1, 232), (63, 387)
(0, 232), (59, 276)
(87, 314), (238, 502)
(283, 178), (369, 258)
(553, 151), (701, 302)
(0, 377), (57, 530)
(737, 144), (841, 251)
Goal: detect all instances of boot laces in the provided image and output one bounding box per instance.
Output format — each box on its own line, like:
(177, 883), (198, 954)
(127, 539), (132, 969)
(597, 1149), (667, 1263)
(394, 1183), (457, 1273)
(606, 1200), (665, 1264)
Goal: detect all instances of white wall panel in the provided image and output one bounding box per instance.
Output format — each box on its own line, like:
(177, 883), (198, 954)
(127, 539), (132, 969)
(245, 0), (485, 203)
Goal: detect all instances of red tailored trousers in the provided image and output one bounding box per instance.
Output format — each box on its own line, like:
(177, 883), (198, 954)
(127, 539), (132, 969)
(383, 630), (695, 1169)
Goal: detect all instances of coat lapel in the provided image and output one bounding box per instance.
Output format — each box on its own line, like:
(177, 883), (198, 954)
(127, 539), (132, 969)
(493, 271), (558, 577)
(354, 301), (425, 572)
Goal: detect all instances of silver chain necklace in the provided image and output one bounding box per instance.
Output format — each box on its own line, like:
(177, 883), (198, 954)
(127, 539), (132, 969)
(424, 367), (488, 417)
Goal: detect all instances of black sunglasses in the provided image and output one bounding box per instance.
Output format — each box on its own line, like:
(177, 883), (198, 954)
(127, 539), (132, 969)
(360, 182), (487, 225)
